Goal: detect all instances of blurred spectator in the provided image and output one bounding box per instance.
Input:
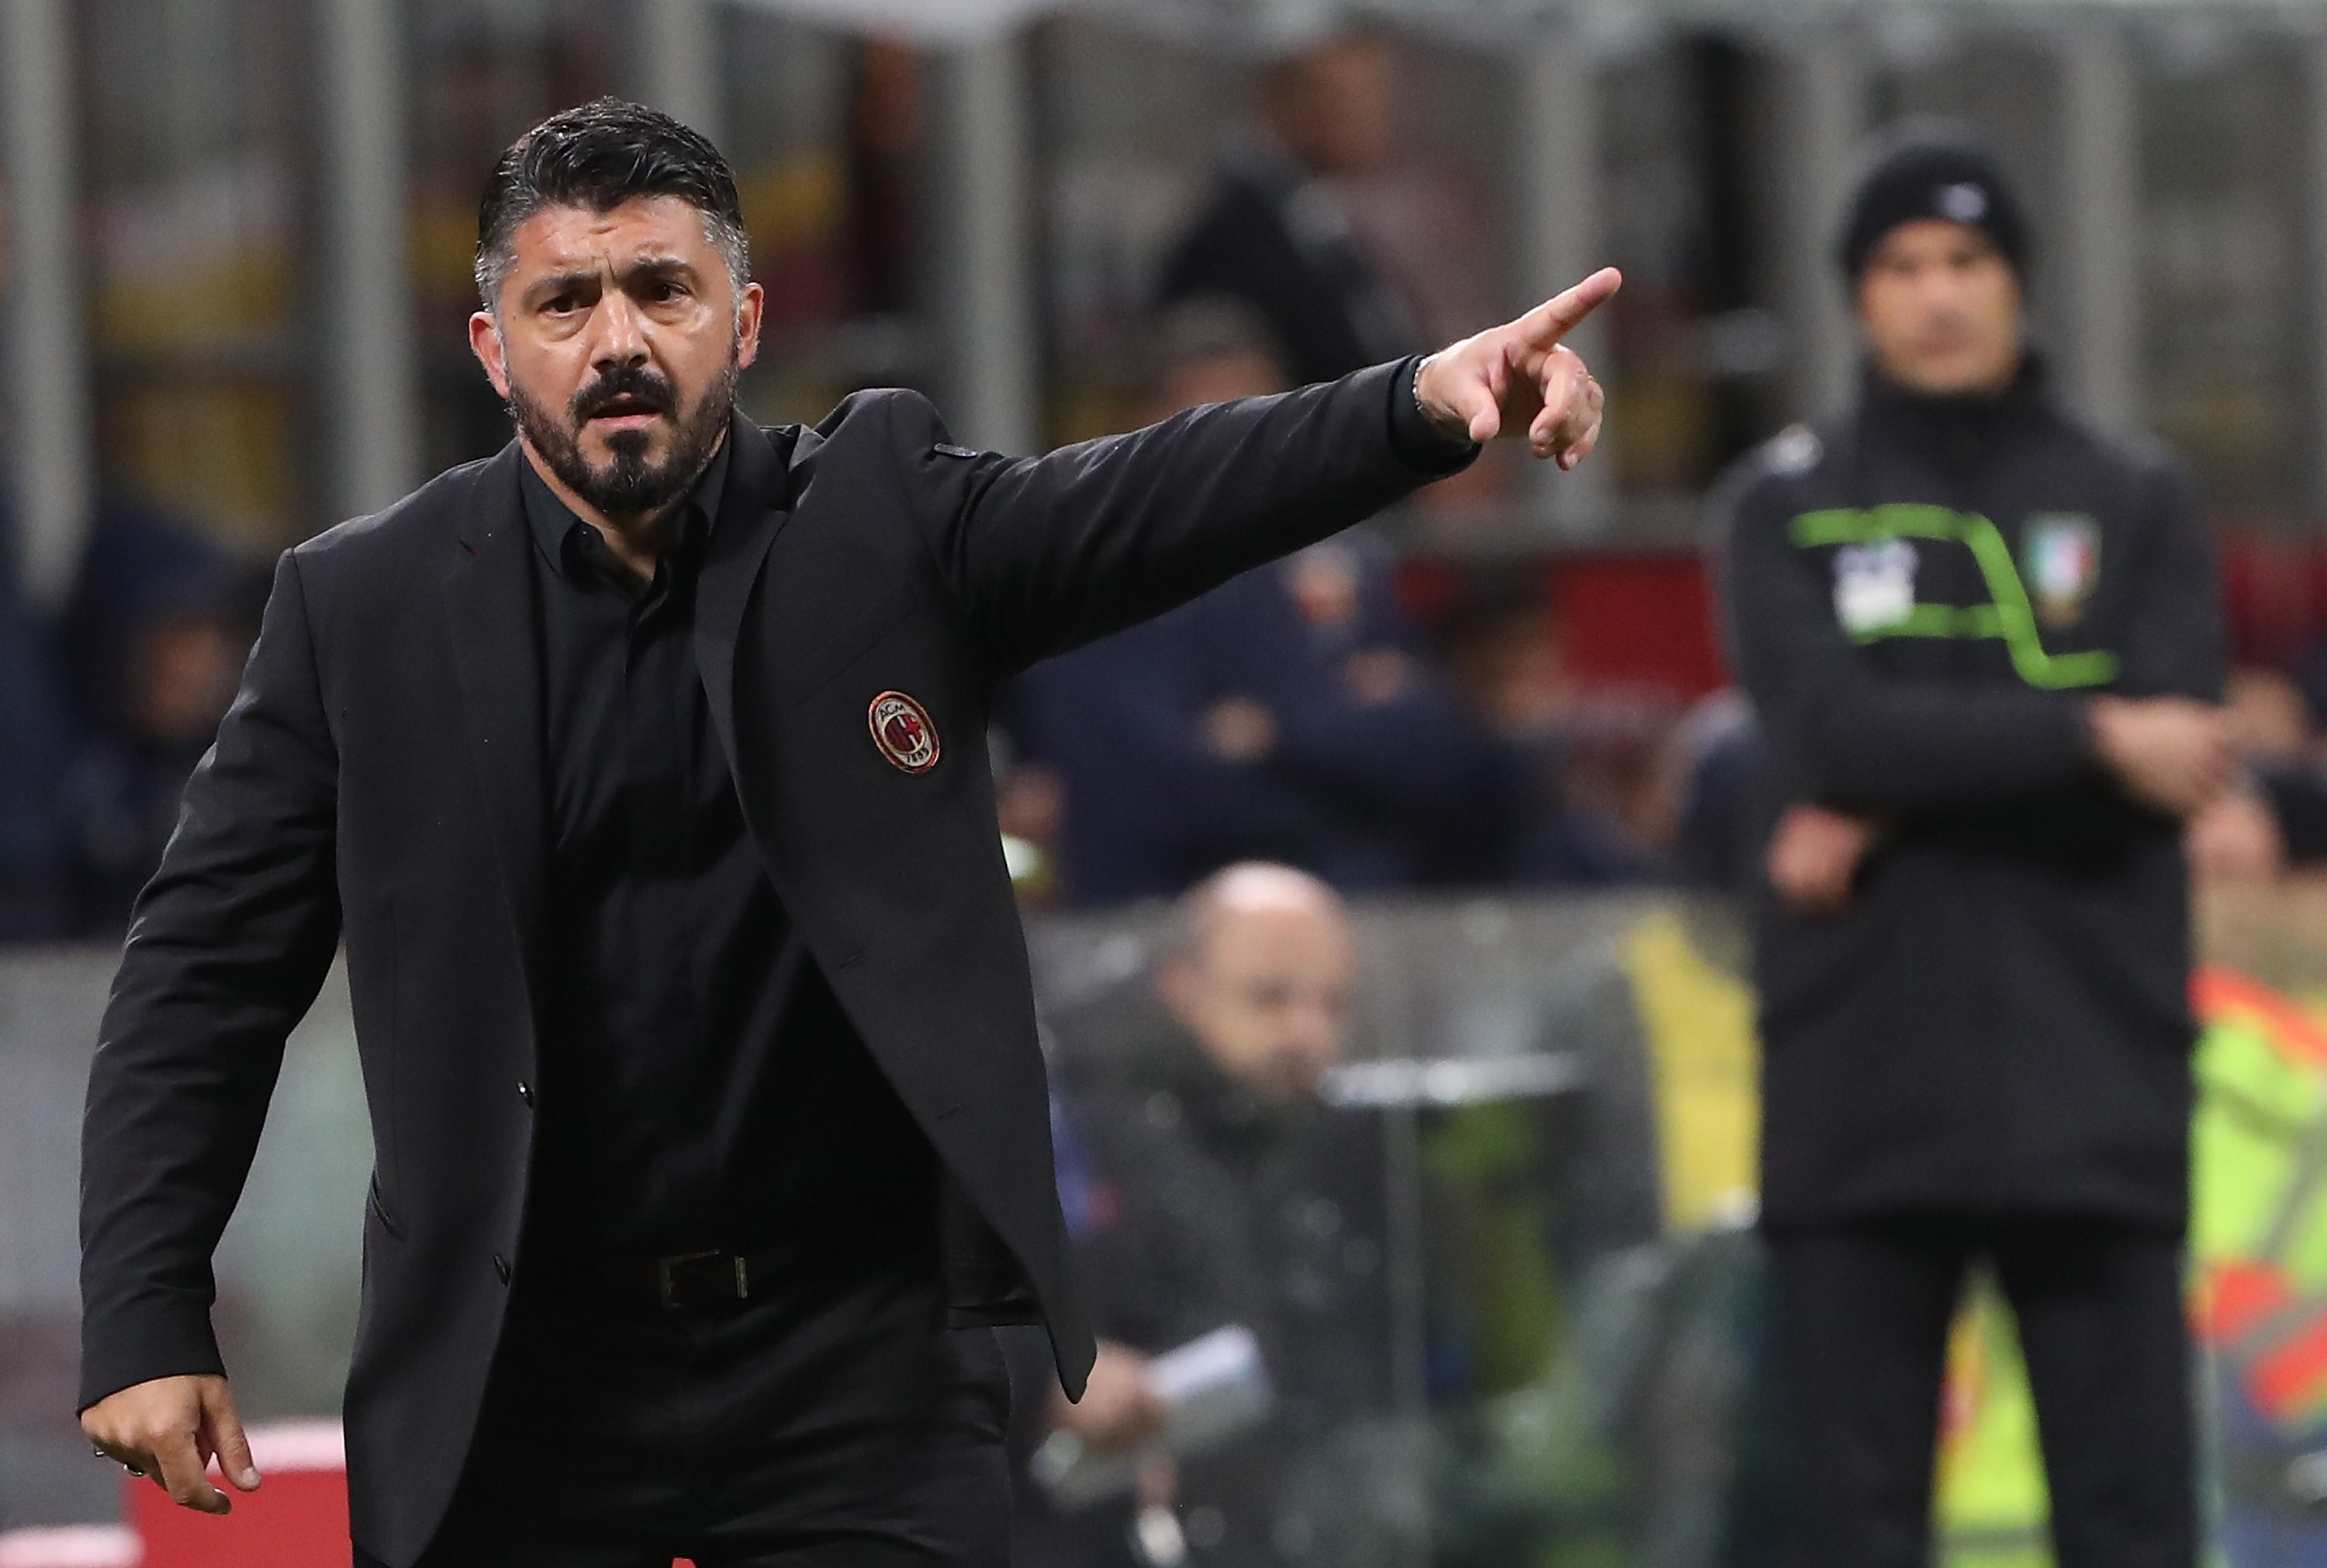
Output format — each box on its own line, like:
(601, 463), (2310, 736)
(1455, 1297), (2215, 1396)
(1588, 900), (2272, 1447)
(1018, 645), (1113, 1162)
(2182, 665), (2300, 881)
(53, 507), (265, 934)
(1433, 575), (1683, 883)
(1042, 864), (1395, 1568)
(1155, 28), (1421, 389)
(2197, 661), (2327, 874)
(1004, 308), (1508, 903)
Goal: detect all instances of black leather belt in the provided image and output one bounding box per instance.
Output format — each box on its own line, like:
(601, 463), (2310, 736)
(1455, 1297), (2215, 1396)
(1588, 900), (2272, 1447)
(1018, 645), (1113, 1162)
(527, 1231), (912, 1314)
(527, 1246), (786, 1314)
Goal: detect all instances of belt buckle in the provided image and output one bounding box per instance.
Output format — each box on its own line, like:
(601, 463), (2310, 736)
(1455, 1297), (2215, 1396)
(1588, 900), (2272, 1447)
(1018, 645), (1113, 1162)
(655, 1249), (750, 1311)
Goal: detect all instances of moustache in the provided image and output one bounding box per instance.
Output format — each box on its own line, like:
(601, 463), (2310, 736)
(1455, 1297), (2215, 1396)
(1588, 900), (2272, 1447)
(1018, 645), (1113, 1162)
(571, 368), (678, 423)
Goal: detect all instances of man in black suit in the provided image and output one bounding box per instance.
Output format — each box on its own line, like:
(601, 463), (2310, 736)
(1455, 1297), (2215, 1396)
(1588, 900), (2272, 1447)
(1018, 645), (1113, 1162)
(76, 98), (1614, 1567)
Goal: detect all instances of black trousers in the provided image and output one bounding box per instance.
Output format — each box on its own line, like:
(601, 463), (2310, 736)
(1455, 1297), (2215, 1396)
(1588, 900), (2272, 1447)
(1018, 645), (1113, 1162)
(1765, 1212), (2194, 1568)
(358, 1244), (1012, 1568)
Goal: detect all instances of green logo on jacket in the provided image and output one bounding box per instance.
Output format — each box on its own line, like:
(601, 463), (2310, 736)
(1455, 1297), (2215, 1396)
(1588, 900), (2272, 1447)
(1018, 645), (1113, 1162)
(1789, 504), (2119, 690)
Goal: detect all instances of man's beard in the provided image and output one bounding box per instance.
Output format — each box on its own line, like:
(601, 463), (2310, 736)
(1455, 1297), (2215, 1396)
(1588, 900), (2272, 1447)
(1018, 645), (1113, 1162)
(509, 350), (738, 519)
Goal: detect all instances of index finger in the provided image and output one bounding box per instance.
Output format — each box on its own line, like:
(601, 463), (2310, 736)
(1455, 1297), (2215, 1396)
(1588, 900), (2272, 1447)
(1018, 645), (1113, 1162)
(1516, 267), (1623, 348)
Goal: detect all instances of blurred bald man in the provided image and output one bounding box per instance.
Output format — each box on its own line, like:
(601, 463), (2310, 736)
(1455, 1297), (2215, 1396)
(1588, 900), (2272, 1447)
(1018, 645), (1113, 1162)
(1032, 865), (1397, 1568)
(1153, 861), (1356, 1101)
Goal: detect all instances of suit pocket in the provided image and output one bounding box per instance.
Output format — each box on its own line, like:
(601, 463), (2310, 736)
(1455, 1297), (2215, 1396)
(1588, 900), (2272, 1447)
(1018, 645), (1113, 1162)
(783, 580), (919, 706)
(366, 1173), (405, 1242)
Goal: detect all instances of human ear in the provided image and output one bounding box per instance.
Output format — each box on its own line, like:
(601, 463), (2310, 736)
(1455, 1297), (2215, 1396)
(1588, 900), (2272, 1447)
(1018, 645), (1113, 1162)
(469, 311), (512, 399)
(735, 281), (766, 371)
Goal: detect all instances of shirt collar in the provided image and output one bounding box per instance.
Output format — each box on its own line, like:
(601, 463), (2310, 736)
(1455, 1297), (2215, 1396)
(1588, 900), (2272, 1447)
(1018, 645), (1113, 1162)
(519, 434), (732, 582)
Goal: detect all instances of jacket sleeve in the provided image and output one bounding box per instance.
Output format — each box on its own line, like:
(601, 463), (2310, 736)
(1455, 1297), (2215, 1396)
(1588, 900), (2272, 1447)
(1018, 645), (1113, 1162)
(78, 549), (343, 1411)
(2111, 457), (2226, 703)
(1720, 468), (2094, 811)
(890, 359), (1477, 675)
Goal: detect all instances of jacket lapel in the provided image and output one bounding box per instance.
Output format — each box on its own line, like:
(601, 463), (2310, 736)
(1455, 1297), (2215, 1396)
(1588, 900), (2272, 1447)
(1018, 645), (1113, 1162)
(441, 441), (549, 1018)
(696, 414), (814, 776)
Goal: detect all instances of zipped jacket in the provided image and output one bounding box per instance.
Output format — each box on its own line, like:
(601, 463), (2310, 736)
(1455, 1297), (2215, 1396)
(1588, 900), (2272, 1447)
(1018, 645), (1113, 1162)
(1717, 363), (2225, 1228)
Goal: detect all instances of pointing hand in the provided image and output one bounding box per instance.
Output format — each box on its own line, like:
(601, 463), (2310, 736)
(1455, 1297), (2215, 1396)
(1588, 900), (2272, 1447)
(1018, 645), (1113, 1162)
(1412, 267), (1622, 469)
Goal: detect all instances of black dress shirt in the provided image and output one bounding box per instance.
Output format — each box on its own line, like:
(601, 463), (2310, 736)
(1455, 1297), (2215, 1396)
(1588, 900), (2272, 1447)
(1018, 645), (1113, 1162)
(518, 444), (938, 1263)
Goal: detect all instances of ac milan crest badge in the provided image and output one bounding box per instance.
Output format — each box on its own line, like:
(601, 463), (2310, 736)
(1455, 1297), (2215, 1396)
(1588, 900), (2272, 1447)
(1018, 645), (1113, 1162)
(868, 691), (941, 774)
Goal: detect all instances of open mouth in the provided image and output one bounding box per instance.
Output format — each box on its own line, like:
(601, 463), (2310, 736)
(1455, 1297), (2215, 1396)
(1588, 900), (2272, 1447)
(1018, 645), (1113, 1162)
(586, 394), (667, 427)
(575, 371), (677, 430)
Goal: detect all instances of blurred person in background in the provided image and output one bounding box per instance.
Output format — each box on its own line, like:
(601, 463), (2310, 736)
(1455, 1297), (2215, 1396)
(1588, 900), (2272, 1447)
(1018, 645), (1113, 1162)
(74, 93), (1617, 1566)
(1040, 863), (1392, 1568)
(1719, 126), (2228, 1568)
(1006, 303), (1510, 903)
(1433, 574), (1691, 883)
(2188, 664), (2327, 878)
(54, 508), (265, 934)
(1156, 28), (1421, 389)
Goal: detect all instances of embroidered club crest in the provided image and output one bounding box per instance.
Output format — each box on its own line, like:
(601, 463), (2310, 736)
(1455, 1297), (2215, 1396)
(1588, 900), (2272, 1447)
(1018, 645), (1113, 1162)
(1833, 539), (1919, 636)
(868, 691), (941, 774)
(2024, 513), (2101, 628)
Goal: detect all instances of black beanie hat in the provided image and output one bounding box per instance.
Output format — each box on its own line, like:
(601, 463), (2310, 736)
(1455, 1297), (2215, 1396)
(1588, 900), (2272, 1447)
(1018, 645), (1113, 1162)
(1838, 125), (2031, 282)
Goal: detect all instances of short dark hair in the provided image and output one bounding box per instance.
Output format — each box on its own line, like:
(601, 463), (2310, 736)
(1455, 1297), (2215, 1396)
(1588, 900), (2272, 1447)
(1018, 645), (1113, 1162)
(474, 97), (749, 309)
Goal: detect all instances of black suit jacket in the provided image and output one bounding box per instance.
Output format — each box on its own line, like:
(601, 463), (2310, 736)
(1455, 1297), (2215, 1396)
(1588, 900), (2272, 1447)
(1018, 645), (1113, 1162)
(78, 361), (1470, 1564)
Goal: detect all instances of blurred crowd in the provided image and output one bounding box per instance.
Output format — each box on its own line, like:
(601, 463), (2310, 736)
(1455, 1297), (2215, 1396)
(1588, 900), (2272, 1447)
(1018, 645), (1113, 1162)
(11, 26), (2327, 947)
(988, 29), (2327, 915)
(995, 30), (1726, 909)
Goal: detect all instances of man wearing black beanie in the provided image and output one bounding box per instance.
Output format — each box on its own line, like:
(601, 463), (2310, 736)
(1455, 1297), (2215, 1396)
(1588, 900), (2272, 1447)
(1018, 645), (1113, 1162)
(1716, 124), (2228, 1568)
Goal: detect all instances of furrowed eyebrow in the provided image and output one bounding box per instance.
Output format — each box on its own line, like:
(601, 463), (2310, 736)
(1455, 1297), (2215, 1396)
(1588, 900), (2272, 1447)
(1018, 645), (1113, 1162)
(524, 270), (600, 305)
(519, 255), (698, 309)
(617, 257), (697, 287)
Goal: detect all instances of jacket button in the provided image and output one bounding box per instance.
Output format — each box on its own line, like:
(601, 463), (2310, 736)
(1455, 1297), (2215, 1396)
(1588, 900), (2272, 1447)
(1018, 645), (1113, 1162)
(517, 1080), (534, 1107)
(493, 1254), (511, 1286)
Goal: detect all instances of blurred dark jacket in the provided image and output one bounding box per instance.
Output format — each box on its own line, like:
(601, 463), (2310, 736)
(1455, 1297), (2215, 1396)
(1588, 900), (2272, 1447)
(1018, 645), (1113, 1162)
(1053, 979), (1394, 1567)
(1008, 546), (1511, 903)
(1157, 143), (1419, 389)
(1718, 362), (2225, 1229)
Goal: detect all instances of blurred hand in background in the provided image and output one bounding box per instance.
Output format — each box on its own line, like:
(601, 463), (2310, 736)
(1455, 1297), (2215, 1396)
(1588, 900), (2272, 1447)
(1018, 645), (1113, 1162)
(1766, 803), (1883, 915)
